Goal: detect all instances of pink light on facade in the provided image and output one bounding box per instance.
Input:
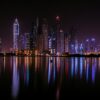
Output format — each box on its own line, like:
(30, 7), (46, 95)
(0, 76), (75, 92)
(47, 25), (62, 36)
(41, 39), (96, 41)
(56, 16), (60, 21)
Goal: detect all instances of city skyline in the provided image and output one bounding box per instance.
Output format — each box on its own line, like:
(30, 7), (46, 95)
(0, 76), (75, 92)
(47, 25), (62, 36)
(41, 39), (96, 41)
(5, 17), (98, 56)
(0, 1), (100, 51)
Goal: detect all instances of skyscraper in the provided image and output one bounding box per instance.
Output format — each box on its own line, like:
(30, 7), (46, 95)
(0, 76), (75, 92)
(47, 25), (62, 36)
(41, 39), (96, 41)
(48, 29), (56, 55)
(13, 18), (19, 50)
(64, 32), (70, 53)
(69, 27), (77, 54)
(32, 17), (39, 49)
(24, 33), (30, 50)
(42, 18), (49, 51)
(56, 16), (61, 55)
(18, 34), (26, 50)
(60, 29), (64, 54)
(55, 16), (64, 55)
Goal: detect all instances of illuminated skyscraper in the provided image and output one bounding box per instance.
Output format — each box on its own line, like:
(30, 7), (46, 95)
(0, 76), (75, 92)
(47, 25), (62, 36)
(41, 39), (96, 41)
(13, 18), (19, 50)
(69, 27), (77, 54)
(64, 32), (70, 53)
(32, 17), (39, 49)
(48, 29), (56, 55)
(18, 35), (25, 50)
(55, 16), (65, 55)
(24, 33), (30, 49)
(55, 16), (61, 55)
(91, 38), (96, 52)
(42, 18), (49, 51)
(60, 29), (64, 54)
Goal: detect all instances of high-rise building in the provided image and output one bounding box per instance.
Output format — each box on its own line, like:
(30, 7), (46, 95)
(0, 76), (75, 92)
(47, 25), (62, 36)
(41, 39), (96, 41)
(42, 18), (49, 51)
(55, 16), (61, 55)
(55, 16), (65, 55)
(75, 40), (78, 54)
(32, 17), (39, 49)
(64, 32), (70, 53)
(18, 35), (26, 50)
(69, 27), (77, 54)
(36, 18), (49, 54)
(48, 29), (56, 55)
(91, 38), (96, 52)
(13, 18), (19, 50)
(24, 33), (30, 50)
(60, 29), (64, 54)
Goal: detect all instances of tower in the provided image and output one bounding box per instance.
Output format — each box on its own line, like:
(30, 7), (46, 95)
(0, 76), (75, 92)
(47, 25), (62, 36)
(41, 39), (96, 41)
(42, 18), (49, 51)
(69, 26), (77, 54)
(56, 16), (61, 55)
(48, 28), (56, 55)
(13, 18), (19, 50)
(55, 16), (64, 55)
(60, 29), (64, 54)
(32, 17), (39, 49)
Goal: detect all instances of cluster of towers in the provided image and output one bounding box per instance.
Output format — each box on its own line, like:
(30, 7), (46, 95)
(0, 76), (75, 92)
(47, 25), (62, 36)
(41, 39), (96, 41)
(13, 17), (97, 55)
(12, 17), (82, 55)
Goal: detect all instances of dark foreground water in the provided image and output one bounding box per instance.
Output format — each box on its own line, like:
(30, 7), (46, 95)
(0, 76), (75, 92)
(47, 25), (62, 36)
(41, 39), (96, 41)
(0, 56), (100, 99)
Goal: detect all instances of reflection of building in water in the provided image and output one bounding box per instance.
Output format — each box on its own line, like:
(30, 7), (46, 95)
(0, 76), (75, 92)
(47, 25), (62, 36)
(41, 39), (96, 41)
(12, 57), (19, 98)
(71, 58), (74, 78)
(24, 57), (29, 86)
(3, 56), (6, 71)
(47, 57), (56, 84)
(56, 57), (60, 73)
(92, 58), (97, 83)
(98, 58), (100, 70)
(75, 57), (78, 76)
(86, 58), (89, 82)
(48, 57), (51, 83)
(64, 58), (69, 78)
(80, 57), (83, 78)
(35, 57), (41, 71)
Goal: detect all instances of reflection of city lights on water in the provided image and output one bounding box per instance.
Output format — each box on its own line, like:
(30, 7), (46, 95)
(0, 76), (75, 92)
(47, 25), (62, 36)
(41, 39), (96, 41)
(80, 57), (83, 78)
(12, 57), (19, 98)
(53, 57), (56, 81)
(57, 57), (60, 72)
(24, 57), (29, 86)
(65, 58), (69, 78)
(3, 56), (6, 71)
(86, 58), (89, 82)
(75, 57), (78, 75)
(71, 58), (74, 78)
(56, 87), (60, 100)
(92, 58), (97, 83)
(48, 57), (56, 84)
(48, 57), (52, 83)
(98, 58), (100, 70)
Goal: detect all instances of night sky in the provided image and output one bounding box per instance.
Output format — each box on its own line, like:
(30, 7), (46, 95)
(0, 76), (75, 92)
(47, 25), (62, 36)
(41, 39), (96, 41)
(0, 1), (100, 51)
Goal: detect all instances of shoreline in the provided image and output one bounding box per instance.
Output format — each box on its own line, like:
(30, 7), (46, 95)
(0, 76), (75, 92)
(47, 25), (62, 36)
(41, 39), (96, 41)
(0, 53), (100, 57)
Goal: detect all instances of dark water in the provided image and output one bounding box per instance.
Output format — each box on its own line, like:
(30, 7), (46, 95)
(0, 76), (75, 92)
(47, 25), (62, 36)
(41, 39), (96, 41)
(0, 56), (100, 99)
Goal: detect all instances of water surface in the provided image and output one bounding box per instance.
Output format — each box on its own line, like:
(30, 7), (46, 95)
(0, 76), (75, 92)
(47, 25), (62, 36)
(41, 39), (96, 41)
(0, 56), (100, 99)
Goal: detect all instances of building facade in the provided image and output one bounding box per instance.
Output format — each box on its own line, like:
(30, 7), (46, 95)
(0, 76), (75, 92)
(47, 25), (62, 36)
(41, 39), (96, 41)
(13, 18), (19, 50)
